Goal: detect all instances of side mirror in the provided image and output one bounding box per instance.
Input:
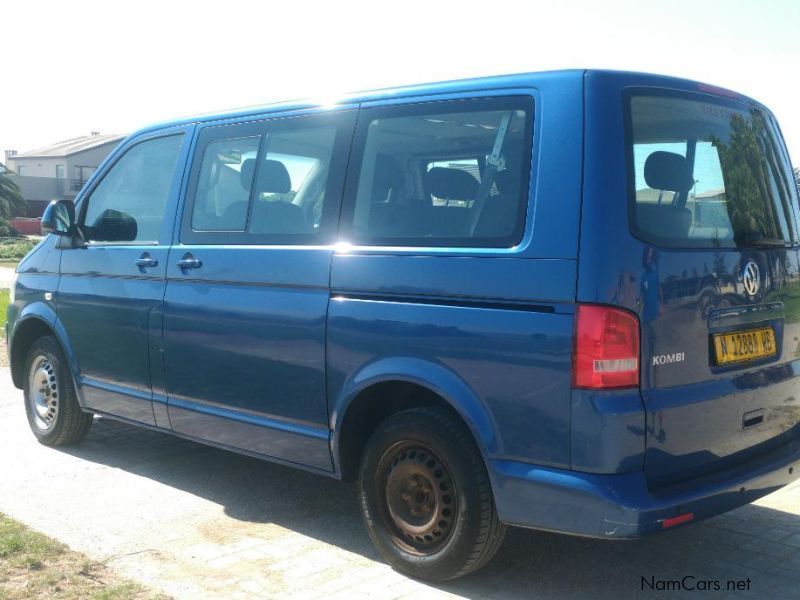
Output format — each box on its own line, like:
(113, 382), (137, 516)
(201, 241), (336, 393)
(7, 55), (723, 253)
(41, 200), (76, 236)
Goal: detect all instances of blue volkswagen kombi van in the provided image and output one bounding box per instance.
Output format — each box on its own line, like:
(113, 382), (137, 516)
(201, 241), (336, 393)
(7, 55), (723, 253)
(7, 70), (800, 581)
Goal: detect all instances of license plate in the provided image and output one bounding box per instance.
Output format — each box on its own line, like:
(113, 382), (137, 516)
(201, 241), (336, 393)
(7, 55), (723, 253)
(713, 327), (777, 365)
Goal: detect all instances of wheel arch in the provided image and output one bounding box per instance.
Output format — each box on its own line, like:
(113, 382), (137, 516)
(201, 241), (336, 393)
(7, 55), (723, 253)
(330, 357), (500, 482)
(9, 304), (77, 391)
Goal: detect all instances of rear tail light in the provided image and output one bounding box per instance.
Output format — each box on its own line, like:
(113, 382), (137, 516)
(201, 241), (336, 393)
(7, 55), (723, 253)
(573, 304), (640, 389)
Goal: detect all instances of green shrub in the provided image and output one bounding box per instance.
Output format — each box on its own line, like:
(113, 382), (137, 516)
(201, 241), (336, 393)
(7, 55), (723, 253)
(0, 238), (36, 259)
(0, 220), (22, 238)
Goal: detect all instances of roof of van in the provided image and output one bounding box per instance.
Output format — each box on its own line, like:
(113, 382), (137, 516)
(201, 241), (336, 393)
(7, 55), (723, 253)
(130, 69), (757, 139)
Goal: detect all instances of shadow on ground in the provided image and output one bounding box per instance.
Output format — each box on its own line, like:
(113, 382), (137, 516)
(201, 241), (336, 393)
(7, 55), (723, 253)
(59, 416), (799, 598)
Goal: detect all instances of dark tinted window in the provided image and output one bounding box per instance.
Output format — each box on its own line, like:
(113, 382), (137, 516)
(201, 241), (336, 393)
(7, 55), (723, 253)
(83, 134), (183, 242)
(248, 124), (336, 235)
(345, 97), (534, 247)
(192, 136), (261, 231)
(628, 93), (798, 248)
(183, 112), (350, 245)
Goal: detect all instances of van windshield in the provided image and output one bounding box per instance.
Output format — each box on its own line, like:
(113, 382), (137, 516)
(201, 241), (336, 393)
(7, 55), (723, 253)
(627, 93), (798, 248)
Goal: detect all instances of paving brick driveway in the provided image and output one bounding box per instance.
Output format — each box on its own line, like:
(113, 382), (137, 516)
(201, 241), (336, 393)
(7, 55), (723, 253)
(1, 366), (799, 599)
(0, 266), (15, 290)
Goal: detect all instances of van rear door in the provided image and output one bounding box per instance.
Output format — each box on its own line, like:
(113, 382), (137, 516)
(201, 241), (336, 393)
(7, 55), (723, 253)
(577, 71), (800, 491)
(580, 73), (800, 489)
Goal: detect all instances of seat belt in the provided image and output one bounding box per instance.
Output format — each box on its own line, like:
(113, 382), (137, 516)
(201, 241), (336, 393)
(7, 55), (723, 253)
(467, 111), (513, 236)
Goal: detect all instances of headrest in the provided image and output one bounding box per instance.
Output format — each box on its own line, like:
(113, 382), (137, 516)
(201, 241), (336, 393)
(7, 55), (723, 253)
(644, 151), (695, 193)
(636, 203), (692, 240)
(426, 167), (479, 200)
(240, 159), (256, 190)
(250, 199), (305, 234)
(256, 159), (291, 194)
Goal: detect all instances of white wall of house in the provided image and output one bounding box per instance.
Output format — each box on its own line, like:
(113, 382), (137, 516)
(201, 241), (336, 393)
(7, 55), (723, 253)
(6, 140), (121, 180)
(65, 141), (122, 181)
(6, 156), (66, 178)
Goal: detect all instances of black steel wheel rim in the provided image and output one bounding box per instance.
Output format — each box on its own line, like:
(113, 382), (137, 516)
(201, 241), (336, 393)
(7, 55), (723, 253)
(377, 442), (458, 554)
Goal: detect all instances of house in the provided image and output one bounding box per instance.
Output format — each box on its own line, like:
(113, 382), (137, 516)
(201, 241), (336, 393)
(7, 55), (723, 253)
(4, 132), (125, 217)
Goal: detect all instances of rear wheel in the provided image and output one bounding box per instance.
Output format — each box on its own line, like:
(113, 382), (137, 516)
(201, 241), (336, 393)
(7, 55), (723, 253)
(23, 336), (92, 446)
(358, 406), (506, 581)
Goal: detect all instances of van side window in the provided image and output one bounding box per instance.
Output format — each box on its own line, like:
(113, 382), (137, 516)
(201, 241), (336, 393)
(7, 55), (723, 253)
(182, 112), (352, 245)
(191, 136), (261, 231)
(82, 134), (184, 243)
(249, 125), (337, 235)
(343, 97), (534, 248)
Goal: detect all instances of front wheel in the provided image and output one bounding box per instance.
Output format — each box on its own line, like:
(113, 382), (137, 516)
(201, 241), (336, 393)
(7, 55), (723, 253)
(23, 336), (92, 446)
(358, 406), (506, 581)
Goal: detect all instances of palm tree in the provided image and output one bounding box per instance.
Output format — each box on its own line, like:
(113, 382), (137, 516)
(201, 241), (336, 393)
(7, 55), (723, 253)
(0, 169), (26, 221)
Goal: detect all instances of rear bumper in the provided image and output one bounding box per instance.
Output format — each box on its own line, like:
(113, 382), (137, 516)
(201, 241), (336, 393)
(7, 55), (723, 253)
(488, 437), (800, 538)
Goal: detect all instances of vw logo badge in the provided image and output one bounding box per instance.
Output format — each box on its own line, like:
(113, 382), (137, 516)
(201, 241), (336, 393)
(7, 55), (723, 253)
(742, 260), (760, 297)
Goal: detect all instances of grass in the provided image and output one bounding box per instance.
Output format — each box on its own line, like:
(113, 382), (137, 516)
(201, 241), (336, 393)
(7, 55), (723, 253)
(0, 239), (35, 261)
(0, 289), (8, 329)
(0, 514), (168, 600)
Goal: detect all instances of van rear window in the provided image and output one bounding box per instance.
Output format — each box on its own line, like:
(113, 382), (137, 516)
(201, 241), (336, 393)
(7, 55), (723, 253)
(627, 93), (798, 248)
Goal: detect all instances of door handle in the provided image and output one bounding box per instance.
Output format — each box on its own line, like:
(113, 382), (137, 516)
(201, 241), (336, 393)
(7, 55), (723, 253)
(135, 254), (158, 269)
(176, 254), (202, 271)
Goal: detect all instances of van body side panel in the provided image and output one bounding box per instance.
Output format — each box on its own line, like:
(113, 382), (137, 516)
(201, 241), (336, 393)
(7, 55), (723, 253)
(518, 74), (584, 259)
(331, 255), (575, 303)
(327, 293), (575, 467)
(328, 255), (578, 466)
(162, 247), (334, 470)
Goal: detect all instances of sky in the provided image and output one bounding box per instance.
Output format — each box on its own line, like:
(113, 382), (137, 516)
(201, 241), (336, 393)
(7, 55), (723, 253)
(2, 0), (799, 164)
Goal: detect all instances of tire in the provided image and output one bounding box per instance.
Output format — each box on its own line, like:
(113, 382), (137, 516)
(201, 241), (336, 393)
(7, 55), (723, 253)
(358, 406), (506, 581)
(23, 335), (92, 446)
